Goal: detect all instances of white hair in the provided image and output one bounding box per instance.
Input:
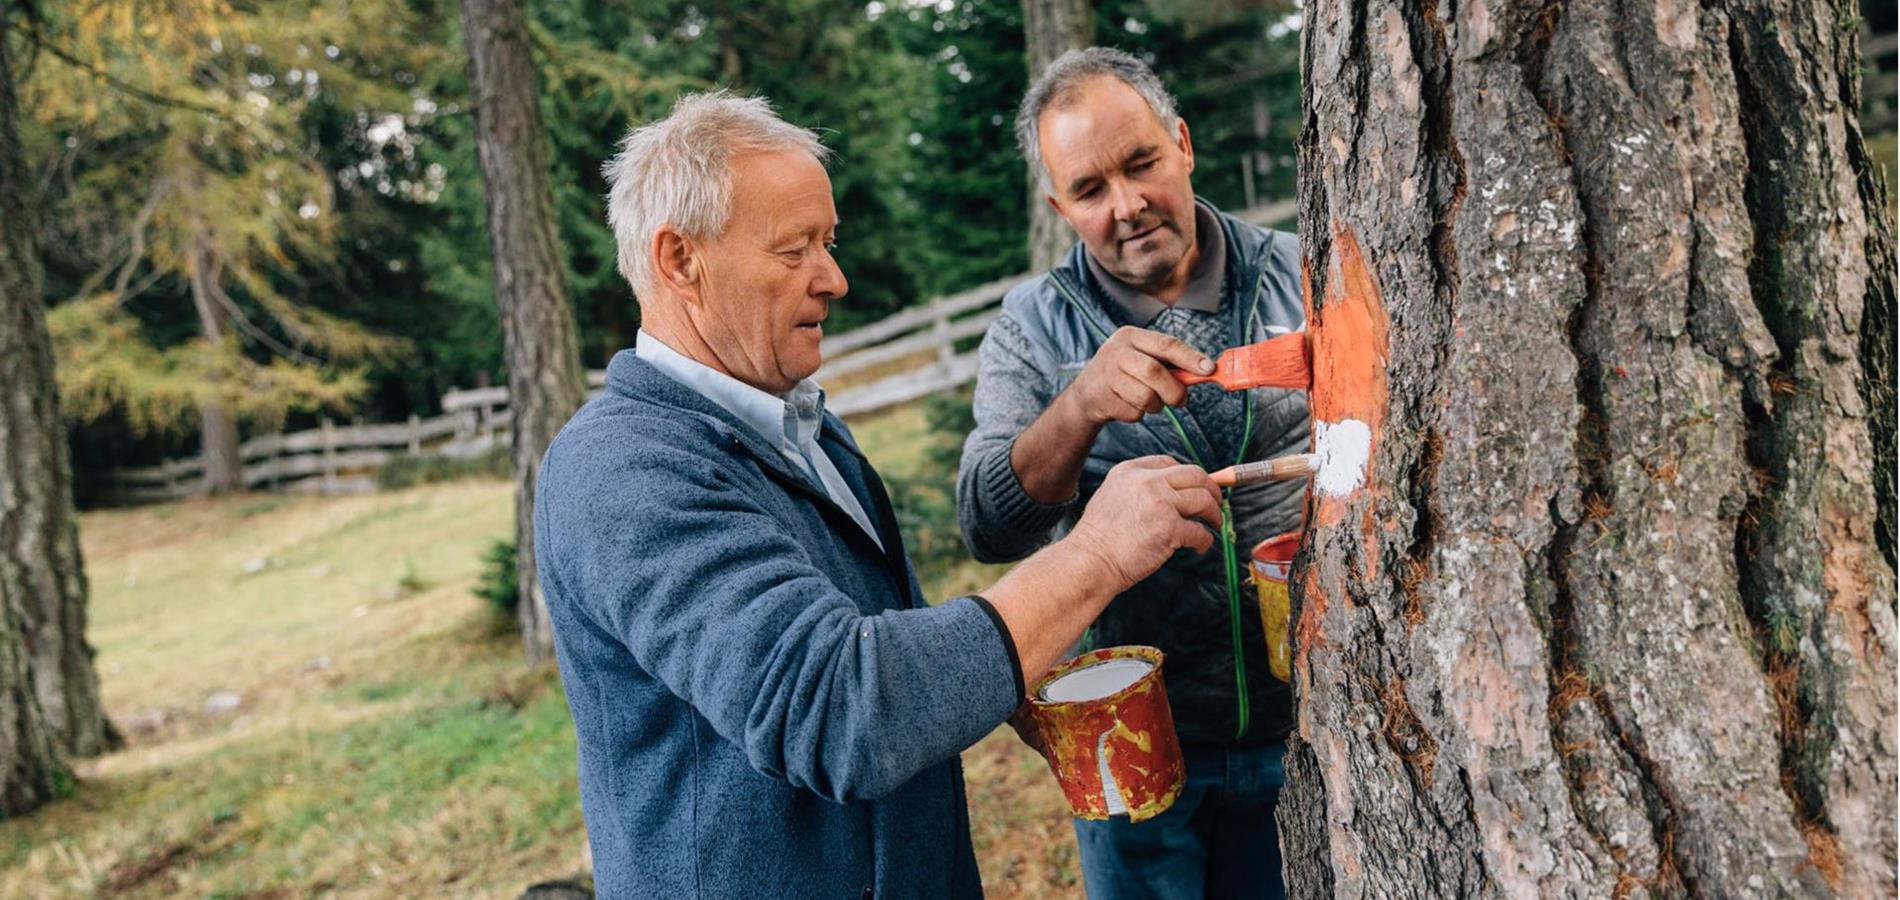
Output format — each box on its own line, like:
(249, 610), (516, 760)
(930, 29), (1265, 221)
(603, 90), (831, 297)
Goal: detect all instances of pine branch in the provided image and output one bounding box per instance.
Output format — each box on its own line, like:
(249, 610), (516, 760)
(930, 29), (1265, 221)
(205, 269), (322, 366)
(5, 19), (222, 115)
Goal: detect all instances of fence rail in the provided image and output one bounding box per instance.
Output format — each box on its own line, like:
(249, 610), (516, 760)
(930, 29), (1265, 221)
(101, 200), (1296, 503)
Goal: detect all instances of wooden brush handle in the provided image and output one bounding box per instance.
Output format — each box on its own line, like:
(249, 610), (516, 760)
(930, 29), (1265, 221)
(1171, 370), (1220, 387)
(1210, 453), (1319, 487)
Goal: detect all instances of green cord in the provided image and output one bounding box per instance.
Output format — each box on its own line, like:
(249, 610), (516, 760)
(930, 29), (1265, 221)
(1050, 271), (1267, 740)
(1222, 496), (1249, 738)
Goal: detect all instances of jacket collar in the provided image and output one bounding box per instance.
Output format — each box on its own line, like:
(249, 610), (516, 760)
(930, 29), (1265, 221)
(1052, 196), (1277, 345)
(606, 350), (870, 477)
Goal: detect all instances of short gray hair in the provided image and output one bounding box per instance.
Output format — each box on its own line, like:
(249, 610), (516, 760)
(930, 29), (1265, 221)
(603, 90), (831, 297)
(1015, 47), (1180, 192)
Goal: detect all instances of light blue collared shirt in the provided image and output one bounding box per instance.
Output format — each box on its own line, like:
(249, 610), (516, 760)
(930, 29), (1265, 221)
(634, 330), (883, 550)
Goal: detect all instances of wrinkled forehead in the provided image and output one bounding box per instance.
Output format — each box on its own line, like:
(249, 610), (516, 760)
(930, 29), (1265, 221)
(725, 148), (838, 236)
(1037, 82), (1171, 182)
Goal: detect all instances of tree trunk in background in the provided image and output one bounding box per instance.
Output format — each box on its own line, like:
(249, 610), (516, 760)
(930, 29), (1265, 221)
(187, 236), (243, 496)
(459, 0), (587, 665)
(1021, 0), (1092, 271)
(1, 5), (80, 815)
(1282, 0), (1896, 896)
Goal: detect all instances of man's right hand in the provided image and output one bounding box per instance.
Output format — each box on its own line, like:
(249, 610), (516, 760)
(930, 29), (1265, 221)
(1063, 456), (1223, 595)
(981, 456), (1222, 682)
(1057, 326), (1213, 426)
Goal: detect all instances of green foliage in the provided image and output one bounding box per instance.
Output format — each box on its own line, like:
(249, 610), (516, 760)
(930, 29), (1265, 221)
(20, 0), (418, 439)
(48, 297), (371, 435)
(891, 0), (1032, 298)
(25, 0), (1308, 486)
(49, 764), (77, 803)
(473, 538), (519, 619)
(373, 445), (510, 490)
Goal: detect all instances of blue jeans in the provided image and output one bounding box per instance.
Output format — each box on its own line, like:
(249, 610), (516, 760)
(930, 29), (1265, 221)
(1072, 741), (1286, 900)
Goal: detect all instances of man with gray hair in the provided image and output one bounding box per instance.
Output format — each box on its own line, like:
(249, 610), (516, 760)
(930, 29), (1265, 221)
(535, 90), (1227, 898)
(958, 49), (1307, 898)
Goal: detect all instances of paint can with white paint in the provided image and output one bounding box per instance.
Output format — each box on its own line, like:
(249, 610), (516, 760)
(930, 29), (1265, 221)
(1027, 645), (1185, 822)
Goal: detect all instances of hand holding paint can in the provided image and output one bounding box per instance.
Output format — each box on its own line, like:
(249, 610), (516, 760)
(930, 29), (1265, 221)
(1249, 531), (1301, 683)
(1026, 645), (1185, 822)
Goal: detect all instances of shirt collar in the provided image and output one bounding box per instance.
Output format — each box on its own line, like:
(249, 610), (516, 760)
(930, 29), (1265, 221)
(1084, 198), (1227, 326)
(634, 330), (827, 462)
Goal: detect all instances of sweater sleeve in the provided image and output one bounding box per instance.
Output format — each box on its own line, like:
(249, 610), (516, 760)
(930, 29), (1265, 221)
(537, 430), (1021, 803)
(955, 312), (1081, 564)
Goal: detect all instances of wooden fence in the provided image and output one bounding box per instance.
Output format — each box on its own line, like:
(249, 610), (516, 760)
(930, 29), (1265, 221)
(101, 200), (1296, 503)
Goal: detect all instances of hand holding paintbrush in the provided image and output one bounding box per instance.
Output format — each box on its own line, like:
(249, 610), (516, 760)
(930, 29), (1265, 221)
(1172, 333), (1316, 488)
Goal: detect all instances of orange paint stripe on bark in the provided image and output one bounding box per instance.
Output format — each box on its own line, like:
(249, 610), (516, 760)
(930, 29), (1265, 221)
(1310, 225), (1390, 429)
(1294, 225), (1392, 673)
(1309, 225), (1391, 528)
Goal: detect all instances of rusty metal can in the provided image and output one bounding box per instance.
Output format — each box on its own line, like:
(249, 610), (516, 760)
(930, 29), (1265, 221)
(1027, 645), (1184, 822)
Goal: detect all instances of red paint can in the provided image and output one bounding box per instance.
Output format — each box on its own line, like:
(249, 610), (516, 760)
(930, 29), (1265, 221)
(1027, 645), (1185, 822)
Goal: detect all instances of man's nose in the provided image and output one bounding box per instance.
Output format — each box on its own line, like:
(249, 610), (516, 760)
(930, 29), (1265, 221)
(814, 248), (849, 299)
(1108, 179), (1147, 223)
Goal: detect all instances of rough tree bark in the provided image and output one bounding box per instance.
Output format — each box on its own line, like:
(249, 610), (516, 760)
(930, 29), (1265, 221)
(2, 6), (87, 815)
(1281, 0), (1896, 896)
(1021, 0), (1093, 271)
(458, 0), (587, 664)
(2, 5), (119, 763)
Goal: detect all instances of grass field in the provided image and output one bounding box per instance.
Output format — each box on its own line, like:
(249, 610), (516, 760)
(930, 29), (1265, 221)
(0, 405), (1082, 898)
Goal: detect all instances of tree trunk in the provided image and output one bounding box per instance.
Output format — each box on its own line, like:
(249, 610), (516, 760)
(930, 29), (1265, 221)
(1282, 0), (1896, 896)
(1021, 0), (1092, 271)
(186, 236), (243, 496)
(459, 0), (587, 664)
(0, 4), (83, 815)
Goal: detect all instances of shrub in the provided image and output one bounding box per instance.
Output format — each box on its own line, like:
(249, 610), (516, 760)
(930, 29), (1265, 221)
(473, 538), (519, 619)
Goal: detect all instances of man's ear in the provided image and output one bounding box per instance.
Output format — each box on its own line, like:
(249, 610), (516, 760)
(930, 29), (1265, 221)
(1176, 118), (1195, 174)
(652, 225), (702, 304)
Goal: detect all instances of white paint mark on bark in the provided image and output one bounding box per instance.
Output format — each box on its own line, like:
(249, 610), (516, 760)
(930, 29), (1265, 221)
(1314, 419), (1373, 497)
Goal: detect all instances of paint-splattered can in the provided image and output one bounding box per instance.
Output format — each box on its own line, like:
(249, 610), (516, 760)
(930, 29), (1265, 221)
(1027, 645), (1184, 822)
(1250, 531), (1301, 682)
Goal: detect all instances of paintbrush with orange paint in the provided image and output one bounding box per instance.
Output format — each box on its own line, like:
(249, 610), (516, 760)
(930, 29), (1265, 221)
(1170, 331), (1311, 392)
(1208, 453), (1319, 488)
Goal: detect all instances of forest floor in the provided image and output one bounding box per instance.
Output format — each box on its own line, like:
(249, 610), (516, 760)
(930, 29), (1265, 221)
(0, 405), (1082, 898)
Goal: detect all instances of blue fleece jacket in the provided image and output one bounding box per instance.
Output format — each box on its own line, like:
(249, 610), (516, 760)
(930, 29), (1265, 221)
(534, 350), (1023, 899)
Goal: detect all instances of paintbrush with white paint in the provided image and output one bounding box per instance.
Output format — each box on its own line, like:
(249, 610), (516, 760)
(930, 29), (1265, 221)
(1208, 453), (1320, 488)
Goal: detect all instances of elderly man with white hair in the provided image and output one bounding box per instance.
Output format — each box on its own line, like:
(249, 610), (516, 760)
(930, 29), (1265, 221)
(533, 91), (1225, 899)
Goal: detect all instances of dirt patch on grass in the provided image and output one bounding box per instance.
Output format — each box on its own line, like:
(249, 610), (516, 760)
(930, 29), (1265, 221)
(99, 816), (233, 896)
